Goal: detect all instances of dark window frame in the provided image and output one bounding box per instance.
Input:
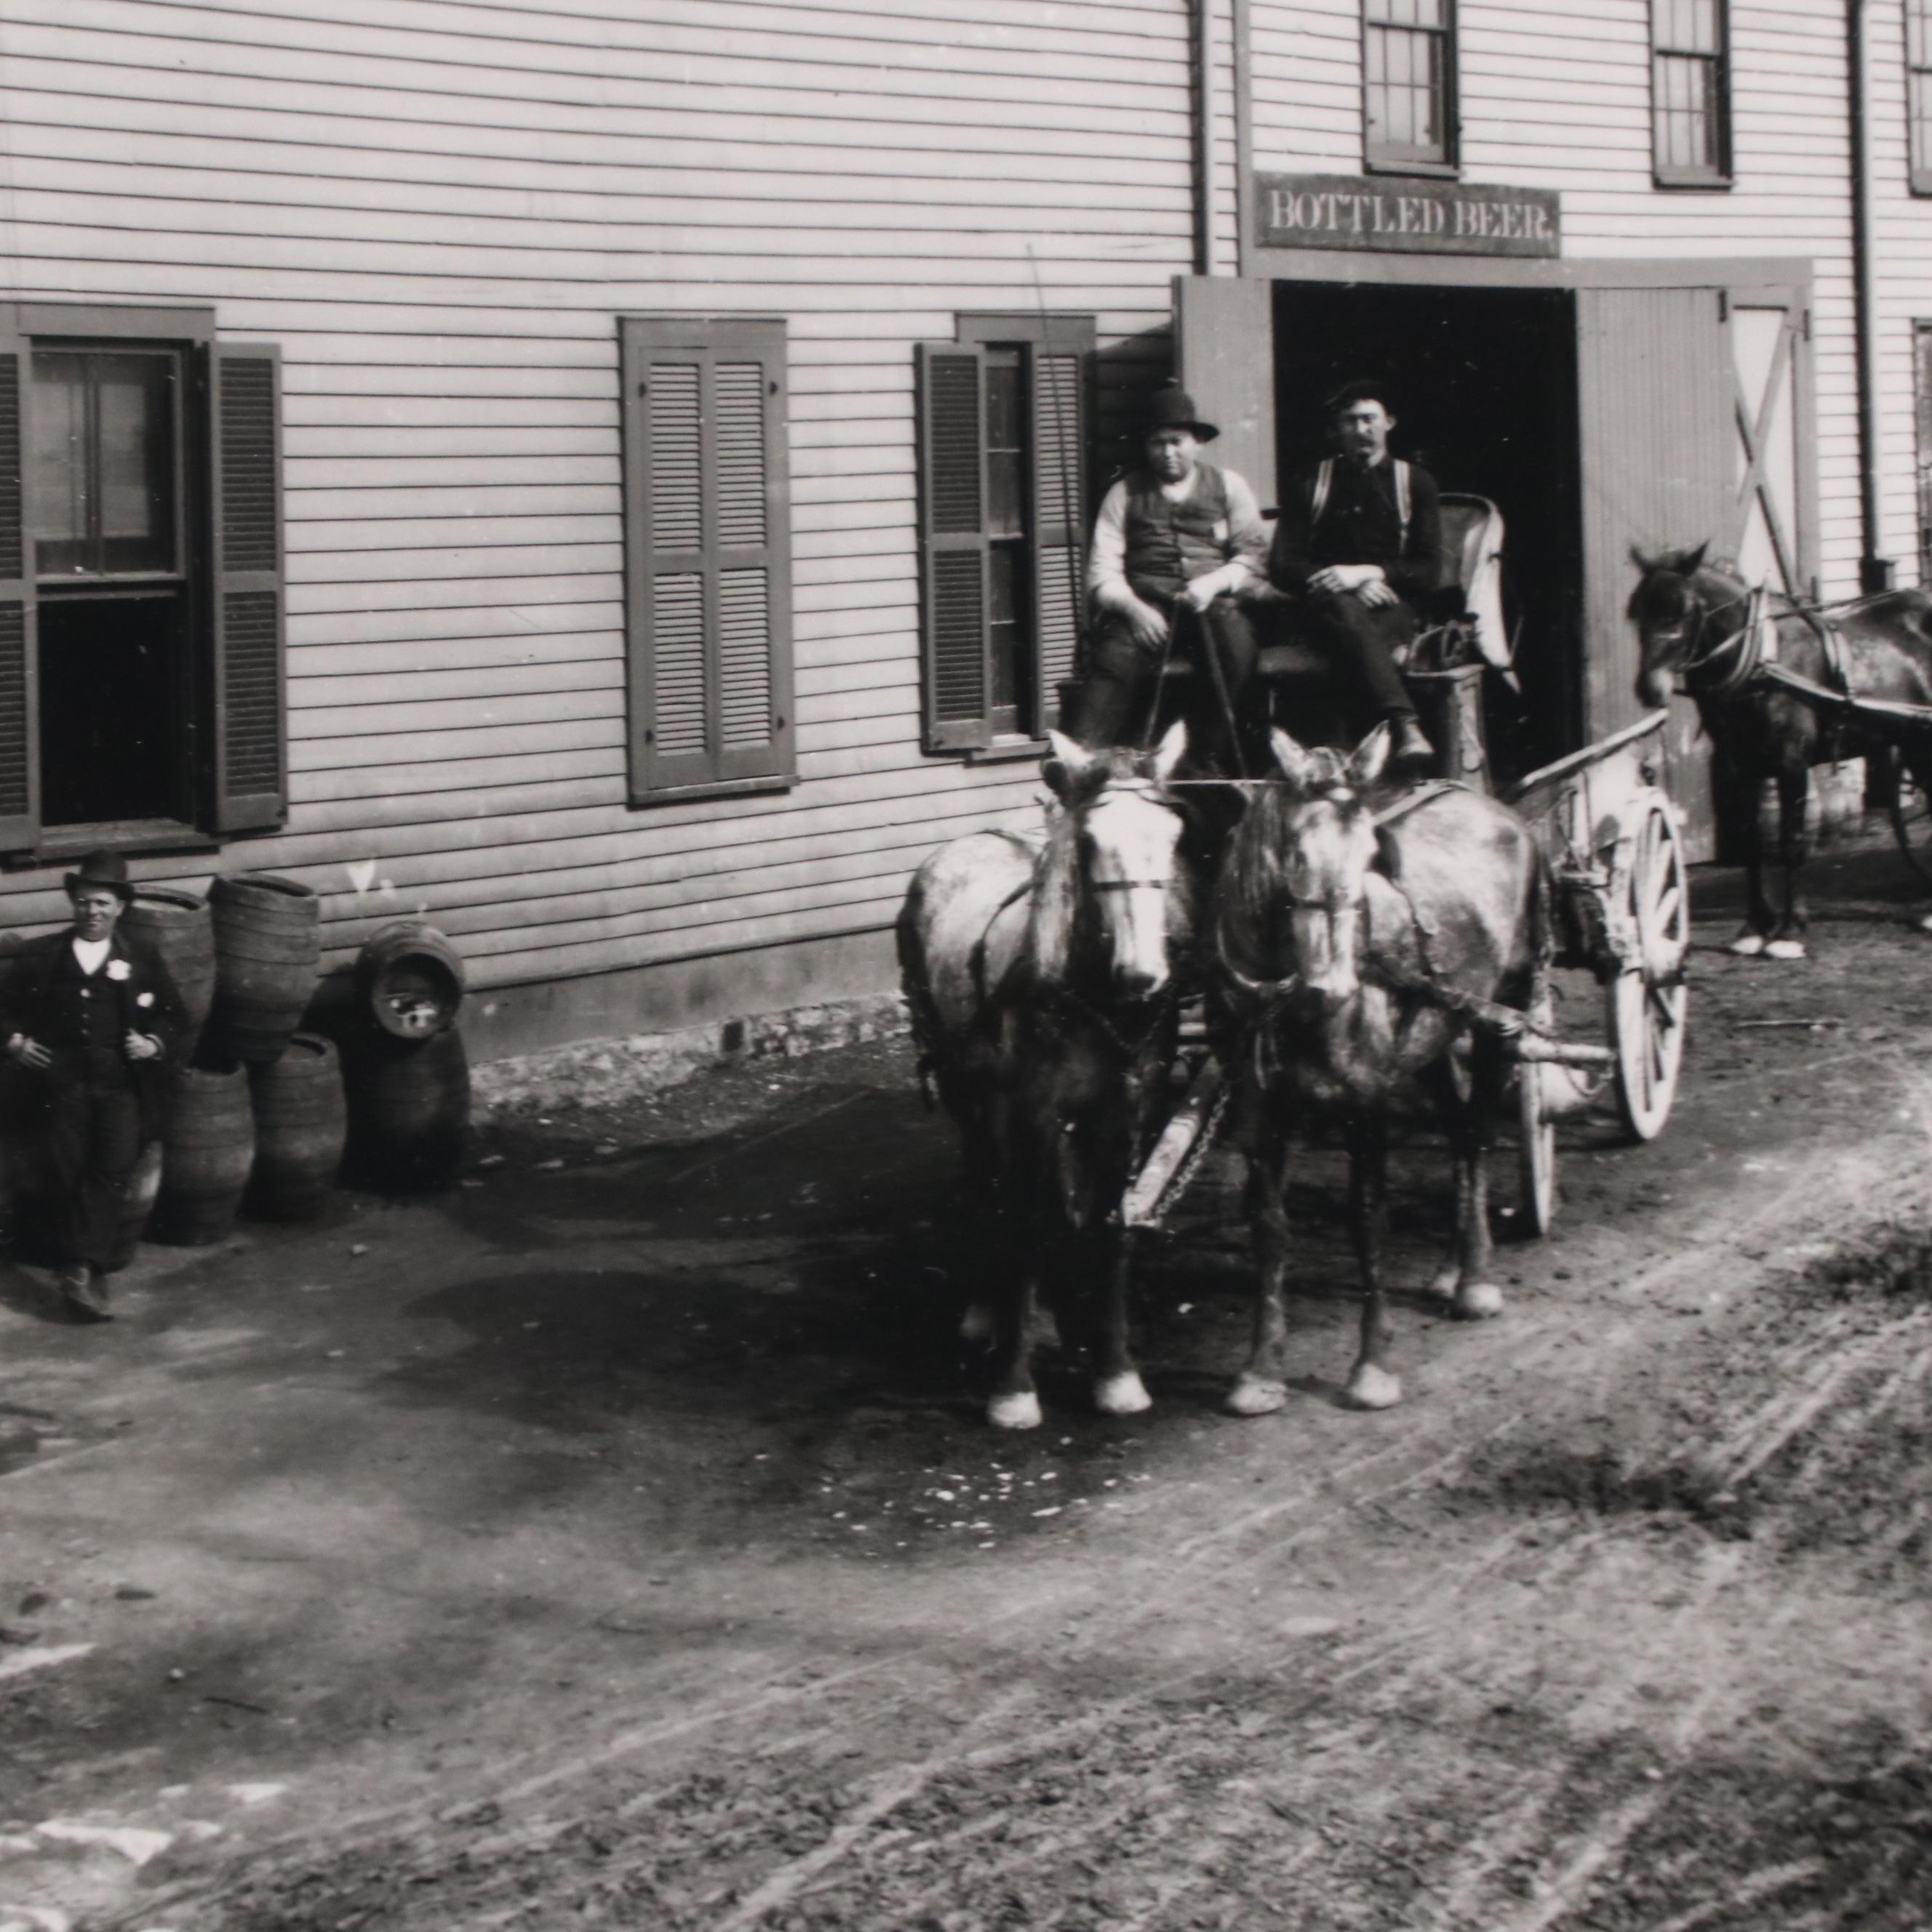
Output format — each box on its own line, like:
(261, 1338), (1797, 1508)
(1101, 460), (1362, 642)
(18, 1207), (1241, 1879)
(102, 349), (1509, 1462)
(1361, 0), (1459, 180)
(1911, 0), (1932, 195)
(1650, 0), (1733, 190)
(0, 302), (287, 865)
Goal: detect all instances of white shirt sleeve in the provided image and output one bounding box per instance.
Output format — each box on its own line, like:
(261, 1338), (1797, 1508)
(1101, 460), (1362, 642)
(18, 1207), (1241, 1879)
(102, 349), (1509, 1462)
(1086, 479), (1135, 613)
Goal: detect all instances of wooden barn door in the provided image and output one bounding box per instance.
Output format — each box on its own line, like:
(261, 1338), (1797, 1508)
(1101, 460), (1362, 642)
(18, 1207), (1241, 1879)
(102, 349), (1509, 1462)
(1576, 282), (1733, 859)
(1723, 288), (1818, 602)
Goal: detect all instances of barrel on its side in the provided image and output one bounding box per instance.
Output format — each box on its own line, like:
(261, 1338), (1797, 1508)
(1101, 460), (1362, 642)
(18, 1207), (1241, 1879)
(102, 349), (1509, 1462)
(207, 873), (321, 1066)
(354, 922), (465, 1039)
(153, 1066), (255, 1245)
(342, 1026), (469, 1193)
(247, 1033), (346, 1221)
(123, 888), (216, 1064)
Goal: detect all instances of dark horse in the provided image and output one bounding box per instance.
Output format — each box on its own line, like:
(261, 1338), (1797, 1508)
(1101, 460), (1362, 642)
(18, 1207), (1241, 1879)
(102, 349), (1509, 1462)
(898, 723), (1197, 1428)
(1629, 543), (1932, 957)
(1213, 725), (1545, 1413)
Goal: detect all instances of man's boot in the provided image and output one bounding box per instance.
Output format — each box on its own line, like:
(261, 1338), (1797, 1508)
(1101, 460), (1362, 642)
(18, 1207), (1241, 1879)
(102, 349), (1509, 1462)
(1388, 713), (1436, 778)
(57, 1262), (111, 1322)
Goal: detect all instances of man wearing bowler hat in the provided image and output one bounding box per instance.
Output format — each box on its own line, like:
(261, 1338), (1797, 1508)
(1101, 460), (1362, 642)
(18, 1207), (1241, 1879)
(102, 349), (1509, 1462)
(1070, 386), (1271, 772)
(0, 851), (184, 1320)
(1269, 378), (1444, 776)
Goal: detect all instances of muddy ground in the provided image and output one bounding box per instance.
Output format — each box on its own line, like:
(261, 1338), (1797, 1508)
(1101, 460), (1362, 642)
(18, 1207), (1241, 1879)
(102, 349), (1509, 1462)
(4, 844), (1932, 1931)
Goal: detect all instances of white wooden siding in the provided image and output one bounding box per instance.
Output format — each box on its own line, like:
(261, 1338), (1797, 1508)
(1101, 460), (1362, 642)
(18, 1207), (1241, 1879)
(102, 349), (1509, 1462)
(1250, 0), (1882, 599)
(0, 0), (1198, 985)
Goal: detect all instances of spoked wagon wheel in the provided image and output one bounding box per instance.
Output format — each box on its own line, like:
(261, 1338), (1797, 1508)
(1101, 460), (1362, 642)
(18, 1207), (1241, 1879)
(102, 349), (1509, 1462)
(1887, 767), (1932, 889)
(1514, 986), (1557, 1237)
(1608, 798), (1690, 1142)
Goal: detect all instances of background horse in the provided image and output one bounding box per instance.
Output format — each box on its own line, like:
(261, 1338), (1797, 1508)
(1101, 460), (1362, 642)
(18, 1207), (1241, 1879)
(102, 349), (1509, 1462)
(1629, 543), (1932, 957)
(1215, 725), (1544, 1413)
(898, 722), (1196, 1429)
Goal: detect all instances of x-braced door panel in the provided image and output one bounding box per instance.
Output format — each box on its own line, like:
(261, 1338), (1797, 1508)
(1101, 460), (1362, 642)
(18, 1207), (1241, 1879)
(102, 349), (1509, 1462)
(1725, 292), (1817, 602)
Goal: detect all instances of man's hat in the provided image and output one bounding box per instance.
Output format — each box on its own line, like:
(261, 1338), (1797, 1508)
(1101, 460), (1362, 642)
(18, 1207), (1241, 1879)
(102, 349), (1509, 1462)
(63, 849), (134, 903)
(1143, 386), (1219, 442)
(1326, 376), (1399, 417)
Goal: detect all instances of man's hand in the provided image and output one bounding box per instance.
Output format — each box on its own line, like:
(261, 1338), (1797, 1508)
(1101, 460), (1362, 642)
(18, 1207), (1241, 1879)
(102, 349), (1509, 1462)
(1175, 578), (1221, 616)
(1124, 598), (1170, 652)
(1354, 576), (1399, 608)
(7, 1034), (49, 1071)
(124, 1031), (162, 1063)
(1309, 564), (1397, 607)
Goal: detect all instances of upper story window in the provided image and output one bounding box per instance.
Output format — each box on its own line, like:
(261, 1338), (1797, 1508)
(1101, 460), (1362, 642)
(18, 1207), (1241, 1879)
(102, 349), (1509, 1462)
(1911, 0), (1932, 194)
(1363, 0), (1457, 175)
(1651, 0), (1732, 188)
(0, 304), (286, 858)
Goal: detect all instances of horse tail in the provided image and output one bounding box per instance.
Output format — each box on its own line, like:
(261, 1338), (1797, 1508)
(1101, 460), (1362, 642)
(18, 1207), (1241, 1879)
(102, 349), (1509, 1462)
(895, 881), (942, 1112)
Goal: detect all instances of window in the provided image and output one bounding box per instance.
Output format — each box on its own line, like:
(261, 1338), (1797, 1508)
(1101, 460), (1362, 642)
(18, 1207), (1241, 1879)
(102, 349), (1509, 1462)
(1651, 0), (1731, 187)
(1363, 0), (1456, 175)
(1911, 0), (1932, 194)
(1915, 324), (1932, 586)
(0, 304), (284, 856)
(914, 316), (1093, 752)
(620, 316), (794, 802)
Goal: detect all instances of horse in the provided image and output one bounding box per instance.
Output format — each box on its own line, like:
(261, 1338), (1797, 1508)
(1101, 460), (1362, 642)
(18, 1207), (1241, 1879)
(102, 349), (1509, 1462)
(897, 722), (1198, 1430)
(1628, 543), (1932, 958)
(1213, 724), (1545, 1413)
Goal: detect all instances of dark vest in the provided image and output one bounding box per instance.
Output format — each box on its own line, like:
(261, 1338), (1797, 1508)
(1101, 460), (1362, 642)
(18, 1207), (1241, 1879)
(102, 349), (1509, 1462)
(1123, 463), (1233, 601)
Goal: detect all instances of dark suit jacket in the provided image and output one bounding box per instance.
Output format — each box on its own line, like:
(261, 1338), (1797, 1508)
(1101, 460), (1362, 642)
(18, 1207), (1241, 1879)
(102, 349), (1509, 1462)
(1268, 455), (1444, 606)
(0, 927), (188, 1138)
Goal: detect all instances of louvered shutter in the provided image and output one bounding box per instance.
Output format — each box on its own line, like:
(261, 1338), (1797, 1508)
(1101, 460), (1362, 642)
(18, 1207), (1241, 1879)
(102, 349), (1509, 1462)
(1024, 335), (1091, 735)
(208, 341), (286, 833)
(915, 343), (993, 751)
(623, 319), (793, 799)
(0, 313), (38, 851)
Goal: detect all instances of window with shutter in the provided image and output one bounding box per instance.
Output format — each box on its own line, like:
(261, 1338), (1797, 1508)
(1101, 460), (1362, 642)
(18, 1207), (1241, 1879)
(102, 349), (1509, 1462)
(0, 301), (284, 862)
(621, 316), (794, 802)
(919, 315), (1095, 754)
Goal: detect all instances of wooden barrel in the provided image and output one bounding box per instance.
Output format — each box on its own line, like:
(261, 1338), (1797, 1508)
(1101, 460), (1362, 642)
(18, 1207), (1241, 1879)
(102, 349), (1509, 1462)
(105, 1140), (164, 1272)
(153, 1066), (255, 1245)
(342, 1025), (469, 1193)
(207, 873), (321, 1066)
(123, 888), (216, 1064)
(354, 922), (466, 1039)
(247, 1033), (346, 1221)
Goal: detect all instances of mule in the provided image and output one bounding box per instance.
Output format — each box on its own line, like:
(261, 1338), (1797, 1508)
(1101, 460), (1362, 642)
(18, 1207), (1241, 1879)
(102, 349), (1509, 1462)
(1214, 725), (1544, 1413)
(898, 722), (1197, 1429)
(1629, 543), (1932, 958)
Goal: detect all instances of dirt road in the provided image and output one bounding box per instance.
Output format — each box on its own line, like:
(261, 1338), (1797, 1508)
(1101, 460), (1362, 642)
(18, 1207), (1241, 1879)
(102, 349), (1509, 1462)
(5, 845), (1932, 1931)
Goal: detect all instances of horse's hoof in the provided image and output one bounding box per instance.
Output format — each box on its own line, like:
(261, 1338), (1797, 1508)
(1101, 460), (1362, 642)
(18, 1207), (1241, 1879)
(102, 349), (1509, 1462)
(1728, 933), (1768, 958)
(959, 1302), (995, 1345)
(987, 1390), (1043, 1431)
(1225, 1376), (1289, 1418)
(1095, 1370), (1152, 1416)
(1765, 938), (1807, 961)
(1344, 1364), (1402, 1410)
(1917, 912), (1932, 935)
(1426, 1261), (1462, 1301)
(1452, 1281), (1505, 1320)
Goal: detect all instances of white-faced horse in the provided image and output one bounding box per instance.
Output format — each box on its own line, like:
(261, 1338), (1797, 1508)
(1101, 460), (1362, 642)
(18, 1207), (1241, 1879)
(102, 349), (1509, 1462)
(1214, 726), (1545, 1413)
(898, 724), (1197, 1429)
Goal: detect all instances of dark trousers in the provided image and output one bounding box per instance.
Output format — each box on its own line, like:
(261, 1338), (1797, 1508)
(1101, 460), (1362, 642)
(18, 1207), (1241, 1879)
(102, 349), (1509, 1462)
(1067, 594), (1265, 773)
(1299, 591), (1419, 726)
(44, 1062), (141, 1271)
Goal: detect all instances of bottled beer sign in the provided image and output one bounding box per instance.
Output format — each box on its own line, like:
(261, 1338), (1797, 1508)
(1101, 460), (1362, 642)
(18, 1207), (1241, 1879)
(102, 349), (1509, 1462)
(1256, 173), (1561, 258)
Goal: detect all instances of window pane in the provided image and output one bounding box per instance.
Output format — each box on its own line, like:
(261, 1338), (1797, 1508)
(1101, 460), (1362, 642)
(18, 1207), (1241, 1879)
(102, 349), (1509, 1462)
(97, 354), (174, 572)
(983, 359), (1025, 540)
(1913, 0), (1932, 78)
(1655, 51), (1719, 173)
(31, 351), (89, 575)
(1915, 70), (1932, 178)
(1367, 23), (1445, 162)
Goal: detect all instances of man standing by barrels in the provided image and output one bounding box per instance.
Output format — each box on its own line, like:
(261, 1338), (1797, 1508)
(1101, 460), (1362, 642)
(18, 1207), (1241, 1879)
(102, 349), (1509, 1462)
(1269, 378), (1443, 777)
(0, 852), (185, 1320)
(1069, 387), (1271, 773)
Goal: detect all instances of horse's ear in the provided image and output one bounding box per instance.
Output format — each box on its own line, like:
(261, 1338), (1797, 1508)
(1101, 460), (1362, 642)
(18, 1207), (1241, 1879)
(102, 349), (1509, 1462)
(1680, 540), (1710, 575)
(1151, 717), (1189, 784)
(1043, 729), (1091, 800)
(1347, 722), (1392, 789)
(1270, 727), (1322, 794)
(1629, 544), (1659, 576)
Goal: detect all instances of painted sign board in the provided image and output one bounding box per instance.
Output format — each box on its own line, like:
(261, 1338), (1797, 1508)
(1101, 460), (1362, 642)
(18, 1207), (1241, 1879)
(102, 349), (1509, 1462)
(1256, 173), (1561, 258)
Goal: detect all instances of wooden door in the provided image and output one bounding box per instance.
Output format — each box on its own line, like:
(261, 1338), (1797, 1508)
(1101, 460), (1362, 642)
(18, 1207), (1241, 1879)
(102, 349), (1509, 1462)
(1576, 283), (1733, 858)
(1174, 276), (1277, 510)
(1724, 290), (1817, 600)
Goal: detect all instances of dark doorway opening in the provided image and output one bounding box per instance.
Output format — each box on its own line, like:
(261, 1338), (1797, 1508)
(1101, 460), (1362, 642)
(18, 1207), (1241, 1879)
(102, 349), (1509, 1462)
(1272, 281), (1584, 781)
(39, 592), (187, 827)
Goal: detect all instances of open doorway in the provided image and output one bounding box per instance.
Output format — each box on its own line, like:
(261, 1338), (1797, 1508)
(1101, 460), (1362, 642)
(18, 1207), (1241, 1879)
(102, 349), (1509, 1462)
(1272, 282), (1584, 781)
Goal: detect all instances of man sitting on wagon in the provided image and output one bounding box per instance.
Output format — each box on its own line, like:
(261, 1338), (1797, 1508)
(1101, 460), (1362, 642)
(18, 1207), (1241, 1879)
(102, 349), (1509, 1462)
(1068, 386), (1271, 774)
(1269, 378), (1444, 779)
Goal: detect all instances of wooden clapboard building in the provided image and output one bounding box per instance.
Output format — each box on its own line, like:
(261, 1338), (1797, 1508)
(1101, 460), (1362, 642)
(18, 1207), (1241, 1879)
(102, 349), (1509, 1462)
(0, 1), (1929, 1058)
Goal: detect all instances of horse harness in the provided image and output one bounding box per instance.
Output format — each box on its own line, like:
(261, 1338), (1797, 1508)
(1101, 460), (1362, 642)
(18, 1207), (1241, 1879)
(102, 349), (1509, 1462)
(1680, 580), (1853, 707)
